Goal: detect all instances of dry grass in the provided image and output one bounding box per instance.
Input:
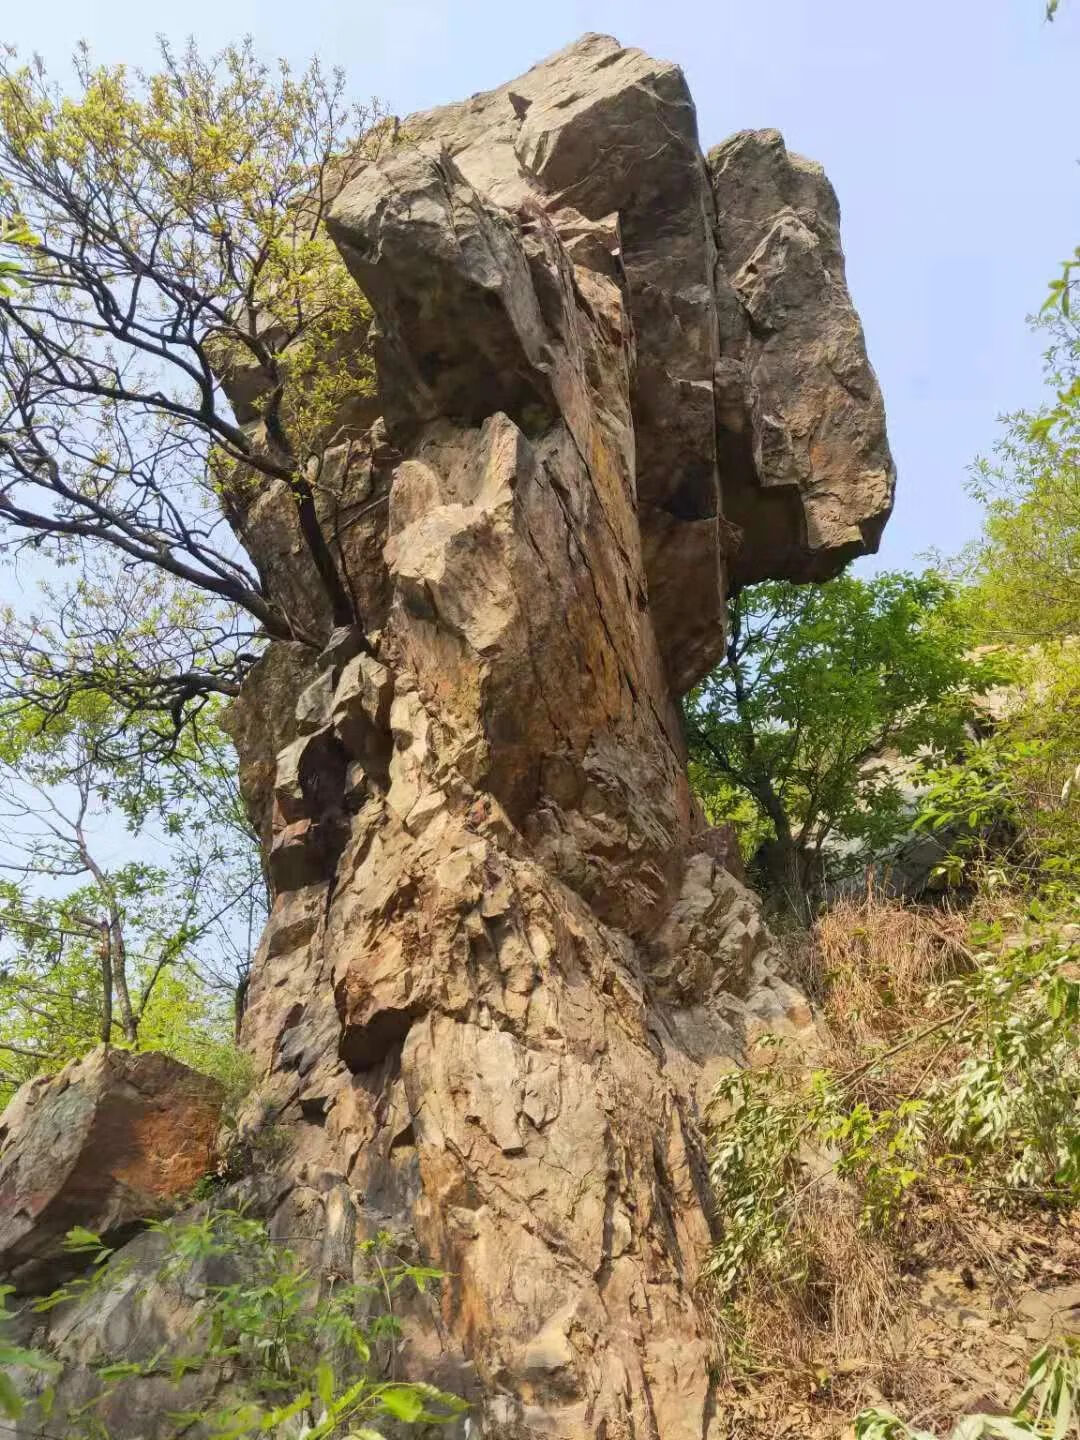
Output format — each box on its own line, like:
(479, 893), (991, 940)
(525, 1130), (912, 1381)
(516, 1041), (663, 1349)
(711, 1192), (1080, 1440)
(705, 884), (1080, 1437)
(808, 885), (971, 1050)
(706, 1181), (902, 1369)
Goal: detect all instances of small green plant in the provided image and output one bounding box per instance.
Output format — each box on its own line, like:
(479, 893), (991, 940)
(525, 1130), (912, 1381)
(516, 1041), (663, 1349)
(932, 933), (1080, 1199)
(706, 1060), (926, 1299)
(855, 1336), (1080, 1438)
(0, 1283), (58, 1421)
(4, 1211), (465, 1439)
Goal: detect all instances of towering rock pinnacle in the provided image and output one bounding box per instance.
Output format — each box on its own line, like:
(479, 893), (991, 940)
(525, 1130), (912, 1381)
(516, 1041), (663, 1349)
(1, 34), (894, 1440)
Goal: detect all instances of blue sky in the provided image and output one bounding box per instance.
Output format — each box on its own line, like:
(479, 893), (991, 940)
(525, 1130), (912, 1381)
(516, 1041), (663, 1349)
(5, 0), (1080, 570)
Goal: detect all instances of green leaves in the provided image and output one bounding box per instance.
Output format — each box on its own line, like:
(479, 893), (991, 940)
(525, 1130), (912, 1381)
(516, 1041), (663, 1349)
(375, 1381), (468, 1425)
(0, 37), (384, 672)
(0, 686), (263, 1106)
(915, 645), (1080, 908)
(0, 211), (35, 297)
(1042, 247), (1080, 318)
(2, 1208), (465, 1439)
(960, 281), (1080, 645)
(685, 570), (997, 909)
(379, 1386), (426, 1423)
(706, 1060), (926, 1303)
(0, 1283), (59, 1419)
(63, 1225), (107, 1255)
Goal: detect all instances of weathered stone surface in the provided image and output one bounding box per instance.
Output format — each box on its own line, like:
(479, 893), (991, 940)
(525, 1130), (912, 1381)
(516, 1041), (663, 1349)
(0, 1049), (223, 1289)
(14, 33), (894, 1440)
(212, 36), (837, 1426)
(220, 641), (319, 850)
(709, 128), (895, 584)
(326, 32), (892, 693)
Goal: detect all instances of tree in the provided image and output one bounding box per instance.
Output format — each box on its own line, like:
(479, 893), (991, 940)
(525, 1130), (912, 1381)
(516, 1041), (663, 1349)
(0, 555), (259, 767)
(684, 572), (999, 918)
(0, 40), (383, 746)
(958, 304), (1080, 642)
(0, 689), (262, 1100)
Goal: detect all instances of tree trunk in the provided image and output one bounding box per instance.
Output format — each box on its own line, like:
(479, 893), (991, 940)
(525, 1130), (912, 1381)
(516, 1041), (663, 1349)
(757, 831), (806, 917)
(77, 836), (138, 1046)
(97, 918), (113, 1048)
(108, 917), (138, 1047)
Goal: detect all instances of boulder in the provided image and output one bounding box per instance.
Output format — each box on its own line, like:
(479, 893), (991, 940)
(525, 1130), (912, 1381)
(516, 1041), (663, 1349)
(709, 128), (894, 585)
(0, 1048), (223, 1289)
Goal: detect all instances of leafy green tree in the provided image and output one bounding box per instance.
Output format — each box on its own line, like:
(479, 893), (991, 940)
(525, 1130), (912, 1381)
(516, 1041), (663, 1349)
(0, 39), (384, 744)
(957, 305), (1080, 642)
(916, 643), (1080, 908)
(918, 287), (1080, 915)
(685, 572), (999, 917)
(0, 37), (384, 1097)
(0, 550), (261, 767)
(0, 690), (261, 1100)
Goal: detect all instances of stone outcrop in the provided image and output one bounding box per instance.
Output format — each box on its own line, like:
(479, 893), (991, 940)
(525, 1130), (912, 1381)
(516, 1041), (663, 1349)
(330, 33), (894, 692)
(3, 33), (893, 1440)
(709, 127), (894, 587)
(0, 1049), (223, 1289)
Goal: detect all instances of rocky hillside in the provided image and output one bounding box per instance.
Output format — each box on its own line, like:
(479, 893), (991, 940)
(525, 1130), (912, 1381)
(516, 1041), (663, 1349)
(0, 33), (895, 1440)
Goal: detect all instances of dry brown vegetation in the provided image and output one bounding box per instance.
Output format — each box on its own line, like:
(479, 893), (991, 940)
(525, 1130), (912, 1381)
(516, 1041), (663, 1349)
(710, 886), (1080, 1440)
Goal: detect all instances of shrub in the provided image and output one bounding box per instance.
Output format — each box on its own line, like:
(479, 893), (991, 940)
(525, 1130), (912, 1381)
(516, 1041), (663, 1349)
(705, 907), (1080, 1371)
(2, 1211), (465, 1439)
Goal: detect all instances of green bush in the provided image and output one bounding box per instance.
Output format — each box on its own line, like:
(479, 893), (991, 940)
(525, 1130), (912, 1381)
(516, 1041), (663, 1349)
(916, 644), (1080, 911)
(1, 1212), (465, 1439)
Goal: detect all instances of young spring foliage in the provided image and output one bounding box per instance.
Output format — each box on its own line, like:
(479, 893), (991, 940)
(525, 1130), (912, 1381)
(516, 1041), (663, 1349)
(0, 39), (385, 737)
(685, 571), (1000, 913)
(958, 304), (1080, 644)
(916, 643), (1080, 906)
(0, 689), (261, 1100)
(1, 1212), (465, 1439)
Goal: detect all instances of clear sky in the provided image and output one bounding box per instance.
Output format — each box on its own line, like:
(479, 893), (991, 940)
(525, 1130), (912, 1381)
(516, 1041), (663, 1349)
(5, 0), (1080, 571)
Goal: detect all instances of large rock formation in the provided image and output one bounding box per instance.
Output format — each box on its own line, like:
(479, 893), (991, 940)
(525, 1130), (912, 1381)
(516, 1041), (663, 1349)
(3, 34), (893, 1440)
(0, 1049), (223, 1289)
(331, 34), (894, 693)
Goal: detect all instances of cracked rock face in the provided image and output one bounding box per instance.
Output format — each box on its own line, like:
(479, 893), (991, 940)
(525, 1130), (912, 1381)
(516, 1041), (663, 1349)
(0, 1050), (223, 1290)
(5, 34), (890, 1440)
(342, 32), (894, 691)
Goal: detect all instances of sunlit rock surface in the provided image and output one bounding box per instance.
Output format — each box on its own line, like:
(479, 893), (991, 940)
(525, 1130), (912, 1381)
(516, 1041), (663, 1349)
(4, 33), (892, 1440)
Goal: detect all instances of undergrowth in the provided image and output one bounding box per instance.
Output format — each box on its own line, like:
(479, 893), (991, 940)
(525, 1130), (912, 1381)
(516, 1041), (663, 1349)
(703, 634), (1080, 1439)
(0, 1209), (465, 1439)
(704, 888), (1080, 1424)
(857, 1337), (1080, 1439)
